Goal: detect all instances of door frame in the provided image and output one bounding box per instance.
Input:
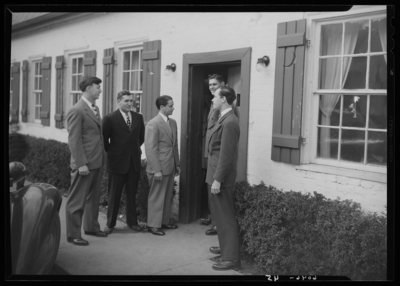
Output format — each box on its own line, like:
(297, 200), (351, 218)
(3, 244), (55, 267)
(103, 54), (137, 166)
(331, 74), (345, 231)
(179, 47), (252, 223)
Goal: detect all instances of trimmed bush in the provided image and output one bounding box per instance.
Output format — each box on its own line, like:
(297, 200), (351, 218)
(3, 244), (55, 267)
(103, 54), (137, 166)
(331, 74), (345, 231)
(233, 181), (387, 280)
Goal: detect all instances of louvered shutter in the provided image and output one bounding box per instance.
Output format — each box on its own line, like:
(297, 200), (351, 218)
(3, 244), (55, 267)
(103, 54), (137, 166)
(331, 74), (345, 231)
(21, 60), (28, 122)
(142, 40), (161, 124)
(54, 56), (64, 128)
(271, 19), (307, 165)
(11, 62), (21, 123)
(83, 50), (97, 77)
(40, 56), (52, 126)
(102, 48), (114, 115)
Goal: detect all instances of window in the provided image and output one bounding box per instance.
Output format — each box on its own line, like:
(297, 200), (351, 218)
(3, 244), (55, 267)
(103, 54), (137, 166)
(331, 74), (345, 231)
(311, 15), (387, 173)
(120, 47), (143, 112)
(71, 55), (84, 106)
(33, 61), (43, 123)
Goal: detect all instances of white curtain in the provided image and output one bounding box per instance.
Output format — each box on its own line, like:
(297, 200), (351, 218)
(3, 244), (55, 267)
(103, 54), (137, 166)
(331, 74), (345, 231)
(378, 18), (387, 63)
(319, 21), (361, 158)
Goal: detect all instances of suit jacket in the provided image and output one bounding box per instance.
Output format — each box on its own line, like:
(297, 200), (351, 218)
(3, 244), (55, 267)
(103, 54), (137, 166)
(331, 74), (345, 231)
(206, 110), (240, 188)
(102, 109), (145, 174)
(66, 99), (105, 170)
(145, 114), (180, 175)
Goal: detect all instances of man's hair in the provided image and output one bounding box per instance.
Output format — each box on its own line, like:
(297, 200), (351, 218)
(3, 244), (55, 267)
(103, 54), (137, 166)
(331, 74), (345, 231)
(217, 86), (236, 105)
(208, 74), (225, 84)
(156, 95), (173, 110)
(79, 76), (102, 92)
(117, 90), (132, 101)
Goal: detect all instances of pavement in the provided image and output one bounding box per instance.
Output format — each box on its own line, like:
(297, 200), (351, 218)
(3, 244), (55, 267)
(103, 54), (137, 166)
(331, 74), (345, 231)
(54, 195), (243, 277)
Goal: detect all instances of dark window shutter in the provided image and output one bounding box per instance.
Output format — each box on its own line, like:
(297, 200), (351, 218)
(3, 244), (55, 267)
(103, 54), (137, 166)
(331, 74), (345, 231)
(83, 50), (97, 77)
(142, 40), (161, 124)
(271, 19), (306, 165)
(40, 56), (52, 126)
(102, 48), (114, 116)
(11, 62), (21, 123)
(54, 56), (64, 128)
(21, 60), (29, 122)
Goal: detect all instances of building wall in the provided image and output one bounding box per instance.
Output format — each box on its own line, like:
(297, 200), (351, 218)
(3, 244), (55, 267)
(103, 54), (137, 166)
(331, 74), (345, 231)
(11, 9), (387, 215)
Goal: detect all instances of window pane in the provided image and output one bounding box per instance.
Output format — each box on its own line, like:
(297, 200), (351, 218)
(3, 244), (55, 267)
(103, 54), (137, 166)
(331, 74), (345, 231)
(72, 58), (77, 73)
(38, 63), (42, 75)
(317, 127), (339, 159)
(369, 95), (387, 129)
(35, 63), (39, 75)
(72, 75), (76, 90)
(133, 93), (141, 113)
(78, 58), (83, 74)
(371, 18), (386, 53)
(367, 131), (387, 166)
(38, 77), (42, 90)
(320, 23), (342, 56)
(140, 71), (143, 91)
(78, 75), (83, 89)
(319, 58), (341, 89)
(340, 129), (365, 163)
(346, 20), (368, 54)
(131, 50), (140, 70)
(123, 51), (130, 71)
(342, 57), (367, 89)
(35, 93), (39, 104)
(369, 55), (387, 89)
(318, 94), (340, 126)
(34, 77), (38, 90)
(122, 72), (130, 90)
(140, 50), (143, 69)
(130, 71), (139, 91)
(342, 95), (366, 128)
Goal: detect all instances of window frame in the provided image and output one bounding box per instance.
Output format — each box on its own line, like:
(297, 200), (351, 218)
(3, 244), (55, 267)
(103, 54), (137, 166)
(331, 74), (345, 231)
(117, 44), (144, 113)
(33, 61), (43, 124)
(301, 7), (387, 179)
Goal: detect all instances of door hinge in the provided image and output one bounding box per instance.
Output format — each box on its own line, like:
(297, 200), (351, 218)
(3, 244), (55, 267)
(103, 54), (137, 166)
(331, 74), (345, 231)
(306, 39), (311, 48)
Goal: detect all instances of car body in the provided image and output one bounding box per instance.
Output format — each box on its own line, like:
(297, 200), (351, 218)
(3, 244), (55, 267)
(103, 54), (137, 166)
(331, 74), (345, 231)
(9, 162), (62, 275)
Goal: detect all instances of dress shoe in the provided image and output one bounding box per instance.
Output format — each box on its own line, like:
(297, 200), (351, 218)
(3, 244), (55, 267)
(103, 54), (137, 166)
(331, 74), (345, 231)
(84, 230), (108, 237)
(104, 226), (114, 234)
(210, 255), (221, 263)
(148, 227), (165, 236)
(212, 260), (241, 271)
(205, 225), (217, 236)
(129, 225), (147, 232)
(161, 223), (178, 229)
(200, 218), (211, 225)
(67, 237), (89, 246)
(209, 246), (221, 254)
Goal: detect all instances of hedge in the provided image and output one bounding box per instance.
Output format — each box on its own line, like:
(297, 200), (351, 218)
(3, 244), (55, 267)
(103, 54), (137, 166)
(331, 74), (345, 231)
(233, 181), (387, 280)
(19, 134), (387, 280)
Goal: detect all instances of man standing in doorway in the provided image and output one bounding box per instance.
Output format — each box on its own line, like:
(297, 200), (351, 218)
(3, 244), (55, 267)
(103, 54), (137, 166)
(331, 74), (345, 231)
(145, 95), (180, 236)
(206, 86), (241, 271)
(102, 90), (146, 234)
(203, 73), (226, 236)
(65, 76), (107, 246)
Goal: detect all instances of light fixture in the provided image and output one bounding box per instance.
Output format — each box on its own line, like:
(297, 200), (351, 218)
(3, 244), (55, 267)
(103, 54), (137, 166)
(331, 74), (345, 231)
(256, 56), (270, 72)
(164, 63), (176, 76)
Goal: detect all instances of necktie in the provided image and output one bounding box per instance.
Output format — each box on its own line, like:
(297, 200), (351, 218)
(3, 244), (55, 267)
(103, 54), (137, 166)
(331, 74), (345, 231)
(167, 118), (173, 140)
(126, 114), (131, 129)
(92, 104), (99, 118)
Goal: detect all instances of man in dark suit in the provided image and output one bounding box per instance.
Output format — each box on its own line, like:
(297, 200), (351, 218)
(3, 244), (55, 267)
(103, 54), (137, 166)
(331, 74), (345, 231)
(145, 95), (180, 236)
(65, 76), (107, 246)
(206, 86), (241, 271)
(102, 90), (146, 234)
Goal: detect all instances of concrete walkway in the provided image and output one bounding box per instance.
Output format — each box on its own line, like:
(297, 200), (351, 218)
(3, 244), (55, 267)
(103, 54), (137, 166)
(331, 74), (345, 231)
(55, 196), (243, 276)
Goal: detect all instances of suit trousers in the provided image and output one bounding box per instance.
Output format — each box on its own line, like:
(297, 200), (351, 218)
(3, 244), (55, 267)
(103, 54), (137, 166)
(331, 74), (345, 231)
(107, 161), (140, 228)
(209, 184), (240, 261)
(66, 167), (103, 238)
(147, 171), (175, 228)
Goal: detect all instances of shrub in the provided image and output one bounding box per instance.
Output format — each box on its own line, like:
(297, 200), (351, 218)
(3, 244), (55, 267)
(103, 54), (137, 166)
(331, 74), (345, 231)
(233, 181), (387, 280)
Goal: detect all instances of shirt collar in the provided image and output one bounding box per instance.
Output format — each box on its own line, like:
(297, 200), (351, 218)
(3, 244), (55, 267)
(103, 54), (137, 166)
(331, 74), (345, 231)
(119, 108), (131, 120)
(82, 96), (94, 108)
(159, 112), (168, 123)
(220, 107), (232, 119)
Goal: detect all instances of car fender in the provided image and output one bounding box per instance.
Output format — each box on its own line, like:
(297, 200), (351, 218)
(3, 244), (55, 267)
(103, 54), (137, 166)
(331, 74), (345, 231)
(10, 183), (62, 274)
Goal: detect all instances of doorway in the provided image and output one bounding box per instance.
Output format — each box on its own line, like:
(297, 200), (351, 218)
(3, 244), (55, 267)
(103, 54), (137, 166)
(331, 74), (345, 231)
(179, 47), (251, 223)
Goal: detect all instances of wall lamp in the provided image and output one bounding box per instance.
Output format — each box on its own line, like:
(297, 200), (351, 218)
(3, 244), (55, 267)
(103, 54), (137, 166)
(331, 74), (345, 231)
(164, 63), (176, 76)
(256, 56), (270, 72)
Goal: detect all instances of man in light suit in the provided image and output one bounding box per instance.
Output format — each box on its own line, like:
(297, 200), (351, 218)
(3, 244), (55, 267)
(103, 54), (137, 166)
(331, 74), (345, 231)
(145, 95), (180, 236)
(206, 86), (241, 271)
(102, 90), (146, 234)
(65, 76), (107, 246)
